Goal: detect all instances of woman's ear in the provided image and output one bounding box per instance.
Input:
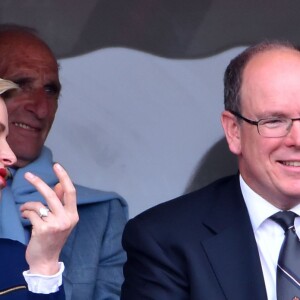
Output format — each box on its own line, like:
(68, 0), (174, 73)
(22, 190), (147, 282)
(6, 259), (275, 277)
(221, 111), (242, 155)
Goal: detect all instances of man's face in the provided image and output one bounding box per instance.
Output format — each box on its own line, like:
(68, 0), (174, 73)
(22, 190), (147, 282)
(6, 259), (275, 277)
(223, 48), (300, 209)
(0, 34), (60, 167)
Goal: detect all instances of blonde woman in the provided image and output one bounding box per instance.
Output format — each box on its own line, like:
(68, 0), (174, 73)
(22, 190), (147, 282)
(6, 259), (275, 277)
(0, 79), (78, 299)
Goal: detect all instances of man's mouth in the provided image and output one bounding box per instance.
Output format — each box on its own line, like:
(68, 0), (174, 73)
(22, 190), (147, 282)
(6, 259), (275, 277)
(13, 122), (37, 131)
(280, 161), (300, 167)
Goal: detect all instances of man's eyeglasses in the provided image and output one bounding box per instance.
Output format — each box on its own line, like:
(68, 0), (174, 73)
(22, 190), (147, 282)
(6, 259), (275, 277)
(229, 110), (300, 138)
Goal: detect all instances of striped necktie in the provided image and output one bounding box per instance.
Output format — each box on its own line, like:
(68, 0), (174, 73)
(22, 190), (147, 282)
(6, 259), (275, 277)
(270, 211), (300, 300)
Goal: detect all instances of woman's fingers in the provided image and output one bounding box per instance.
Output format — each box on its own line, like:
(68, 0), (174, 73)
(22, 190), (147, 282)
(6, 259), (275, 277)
(21, 163), (79, 275)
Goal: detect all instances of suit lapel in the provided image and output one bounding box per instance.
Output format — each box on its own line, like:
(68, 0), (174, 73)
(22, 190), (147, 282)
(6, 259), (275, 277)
(202, 176), (268, 300)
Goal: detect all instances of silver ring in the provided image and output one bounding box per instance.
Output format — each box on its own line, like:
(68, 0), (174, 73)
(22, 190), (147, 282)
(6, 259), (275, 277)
(39, 207), (50, 218)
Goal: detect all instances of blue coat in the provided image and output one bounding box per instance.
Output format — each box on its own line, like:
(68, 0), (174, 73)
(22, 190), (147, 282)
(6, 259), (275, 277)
(0, 238), (64, 299)
(0, 147), (128, 300)
(121, 175), (268, 300)
(61, 198), (128, 300)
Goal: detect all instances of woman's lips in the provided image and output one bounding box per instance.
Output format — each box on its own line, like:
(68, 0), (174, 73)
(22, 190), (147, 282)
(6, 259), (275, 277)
(0, 168), (8, 177)
(0, 168), (10, 189)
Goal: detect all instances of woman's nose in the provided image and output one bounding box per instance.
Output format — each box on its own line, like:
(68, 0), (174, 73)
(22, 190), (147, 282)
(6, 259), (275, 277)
(0, 141), (16, 167)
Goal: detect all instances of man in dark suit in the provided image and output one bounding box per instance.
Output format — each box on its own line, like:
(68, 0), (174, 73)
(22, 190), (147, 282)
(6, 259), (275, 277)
(121, 41), (300, 299)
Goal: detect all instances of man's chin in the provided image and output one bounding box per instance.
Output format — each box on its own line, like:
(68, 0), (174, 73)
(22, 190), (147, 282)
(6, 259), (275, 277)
(278, 187), (300, 207)
(13, 152), (41, 168)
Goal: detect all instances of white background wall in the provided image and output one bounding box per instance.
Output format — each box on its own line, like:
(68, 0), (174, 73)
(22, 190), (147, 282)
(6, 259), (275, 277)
(46, 46), (245, 217)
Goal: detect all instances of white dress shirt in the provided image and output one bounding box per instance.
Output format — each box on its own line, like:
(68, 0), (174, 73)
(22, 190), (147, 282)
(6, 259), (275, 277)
(240, 175), (300, 300)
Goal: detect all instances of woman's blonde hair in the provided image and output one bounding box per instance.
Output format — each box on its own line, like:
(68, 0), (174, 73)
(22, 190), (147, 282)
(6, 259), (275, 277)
(0, 78), (18, 95)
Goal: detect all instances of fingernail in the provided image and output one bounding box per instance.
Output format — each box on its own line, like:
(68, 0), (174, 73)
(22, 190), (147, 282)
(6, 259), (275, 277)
(54, 163), (63, 172)
(24, 172), (35, 180)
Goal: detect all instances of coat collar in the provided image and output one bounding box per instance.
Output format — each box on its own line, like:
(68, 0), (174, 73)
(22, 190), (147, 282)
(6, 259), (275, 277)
(201, 176), (268, 300)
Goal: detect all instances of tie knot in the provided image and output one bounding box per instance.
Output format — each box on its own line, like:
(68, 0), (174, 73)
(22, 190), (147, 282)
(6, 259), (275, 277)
(270, 211), (298, 231)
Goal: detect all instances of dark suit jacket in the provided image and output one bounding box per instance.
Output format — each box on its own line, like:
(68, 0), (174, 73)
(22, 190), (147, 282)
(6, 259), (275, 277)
(121, 175), (268, 300)
(0, 239), (64, 300)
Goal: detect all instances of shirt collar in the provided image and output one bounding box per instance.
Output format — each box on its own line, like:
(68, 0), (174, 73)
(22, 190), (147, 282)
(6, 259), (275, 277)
(239, 174), (300, 231)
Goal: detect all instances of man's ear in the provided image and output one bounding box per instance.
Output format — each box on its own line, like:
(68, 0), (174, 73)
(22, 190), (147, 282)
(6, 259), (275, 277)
(221, 111), (242, 155)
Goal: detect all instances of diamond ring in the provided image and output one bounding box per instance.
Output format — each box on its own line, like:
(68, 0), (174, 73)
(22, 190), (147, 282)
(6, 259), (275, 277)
(39, 207), (50, 218)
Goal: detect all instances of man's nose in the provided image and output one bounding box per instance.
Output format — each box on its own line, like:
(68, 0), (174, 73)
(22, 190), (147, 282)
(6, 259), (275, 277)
(285, 119), (300, 146)
(23, 89), (49, 119)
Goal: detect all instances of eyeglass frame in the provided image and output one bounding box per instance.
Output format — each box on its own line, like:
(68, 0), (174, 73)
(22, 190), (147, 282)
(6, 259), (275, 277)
(229, 110), (300, 138)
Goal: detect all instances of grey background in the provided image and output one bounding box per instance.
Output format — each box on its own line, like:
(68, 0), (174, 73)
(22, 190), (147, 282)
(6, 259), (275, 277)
(0, 1), (298, 216)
